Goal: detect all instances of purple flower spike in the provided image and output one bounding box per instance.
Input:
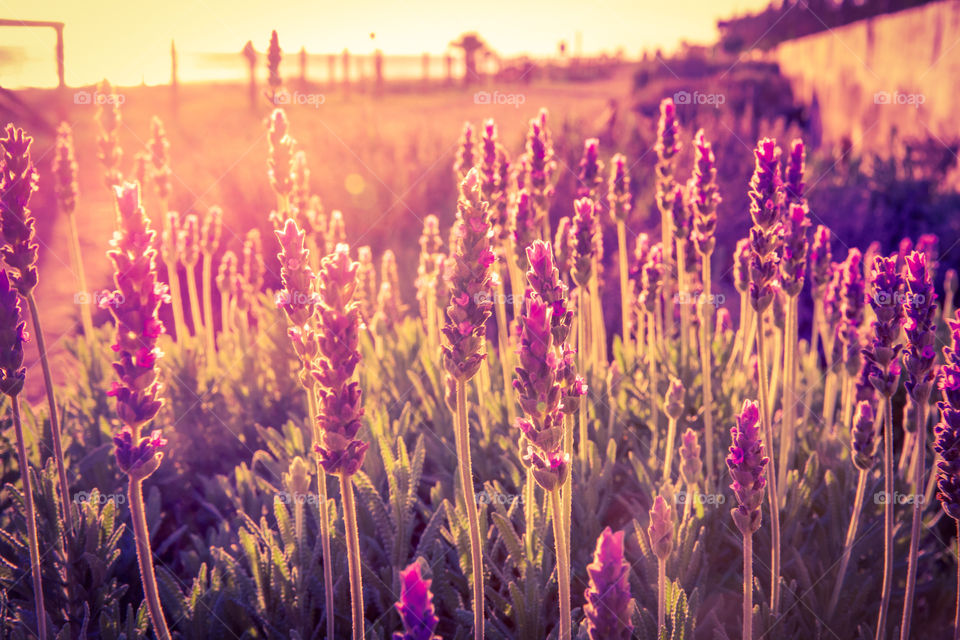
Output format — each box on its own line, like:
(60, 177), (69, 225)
(608, 153), (632, 223)
(691, 129), (720, 257)
(810, 225), (833, 295)
(454, 121), (476, 180)
(0, 125), (40, 296)
(936, 312), (960, 520)
(572, 197), (597, 287)
(577, 138), (604, 201)
(0, 269), (27, 398)
(275, 218), (317, 327)
(647, 495), (674, 561)
(864, 256), (904, 397)
(747, 138), (783, 313)
(679, 428), (703, 487)
(442, 169), (494, 384)
(727, 400), (768, 536)
(392, 562), (440, 640)
(780, 202), (810, 297)
(902, 251), (938, 404)
(583, 527), (635, 640)
(785, 139), (805, 205)
(105, 183), (168, 436)
(851, 400), (878, 471)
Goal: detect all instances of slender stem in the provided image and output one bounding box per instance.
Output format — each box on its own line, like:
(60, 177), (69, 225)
(165, 260), (188, 340)
(186, 264), (204, 339)
(778, 295), (798, 502)
(307, 391), (335, 640)
(741, 303), (756, 369)
(900, 401), (927, 640)
(494, 271), (515, 422)
(648, 309), (659, 443)
(425, 285), (439, 355)
(699, 257), (715, 490)
(663, 417), (678, 483)
(67, 210), (95, 342)
(12, 398), (47, 640)
(590, 270), (605, 365)
(876, 396), (895, 640)
(756, 313), (781, 615)
(768, 328), (783, 415)
(828, 469), (868, 617)
(660, 208), (674, 342)
(677, 242), (688, 370)
(339, 473), (364, 640)
(550, 488), (571, 640)
(26, 293), (73, 535)
(616, 221), (631, 358)
(578, 288), (590, 472)
(562, 411), (573, 586)
(454, 381), (484, 640)
(743, 532), (753, 640)
(657, 557), (666, 632)
(129, 473), (172, 640)
(219, 290), (231, 347)
(810, 300), (821, 361)
(202, 254), (216, 358)
(525, 470), (536, 560)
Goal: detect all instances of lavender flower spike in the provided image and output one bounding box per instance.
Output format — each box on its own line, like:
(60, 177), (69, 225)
(648, 495), (674, 561)
(0, 125), (40, 295)
(571, 197), (597, 287)
(936, 312), (960, 521)
(728, 400), (768, 536)
(275, 218), (317, 327)
(392, 561), (441, 640)
(583, 527), (635, 640)
(851, 400), (878, 471)
(902, 251), (938, 404)
(864, 256), (904, 398)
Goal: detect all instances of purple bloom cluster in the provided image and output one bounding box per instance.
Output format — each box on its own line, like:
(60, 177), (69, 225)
(780, 202), (810, 297)
(103, 183), (169, 477)
(52, 122), (79, 215)
(608, 153), (632, 223)
(454, 121), (476, 180)
(638, 244), (664, 313)
(571, 197), (597, 287)
(442, 169), (494, 383)
(147, 117), (172, 204)
(480, 120), (509, 239)
(902, 251), (938, 404)
(268, 108), (294, 199)
(785, 139), (805, 205)
(576, 138), (604, 201)
(727, 400), (769, 536)
(583, 527), (635, 640)
(511, 190), (538, 268)
(733, 238), (751, 295)
(747, 138), (783, 313)
(936, 312), (960, 520)
(670, 183), (689, 241)
(313, 246), (368, 477)
(392, 562), (441, 640)
(0, 270), (26, 398)
(680, 428), (702, 487)
(647, 495), (674, 560)
(864, 256), (904, 397)
(275, 219), (318, 327)
(810, 225), (833, 296)
(553, 216), (575, 281)
(851, 400), (878, 471)
(690, 129), (720, 257)
(0, 125), (40, 296)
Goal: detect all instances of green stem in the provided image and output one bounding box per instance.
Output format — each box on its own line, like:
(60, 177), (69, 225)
(900, 401), (927, 640)
(663, 417), (677, 484)
(165, 260), (189, 340)
(828, 468), (868, 617)
(202, 254), (216, 358)
(578, 288), (590, 472)
(657, 557), (666, 632)
(756, 312), (781, 615)
(778, 295), (798, 502)
(340, 472), (364, 640)
(494, 271), (515, 422)
(677, 242), (688, 370)
(186, 263), (204, 339)
(307, 391), (336, 640)
(455, 381), (484, 639)
(219, 290), (231, 347)
(876, 396), (894, 640)
(67, 210), (95, 342)
(562, 412), (573, 588)
(26, 293), (73, 535)
(648, 309), (659, 443)
(699, 257), (715, 490)
(743, 532), (753, 640)
(550, 488), (571, 640)
(12, 397), (47, 640)
(129, 472), (171, 640)
(616, 221), (630, 358)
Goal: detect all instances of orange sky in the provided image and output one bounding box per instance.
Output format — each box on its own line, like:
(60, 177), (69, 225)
(1, 0), (771, 87)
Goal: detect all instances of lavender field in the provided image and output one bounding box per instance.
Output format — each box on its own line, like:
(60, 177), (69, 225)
(2, 2), (960, 639)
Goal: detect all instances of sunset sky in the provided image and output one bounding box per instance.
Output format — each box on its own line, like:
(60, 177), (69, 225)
(1, 0), (772, 87)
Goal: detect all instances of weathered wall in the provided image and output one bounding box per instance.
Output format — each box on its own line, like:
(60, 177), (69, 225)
(774, 0), (960, 151)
